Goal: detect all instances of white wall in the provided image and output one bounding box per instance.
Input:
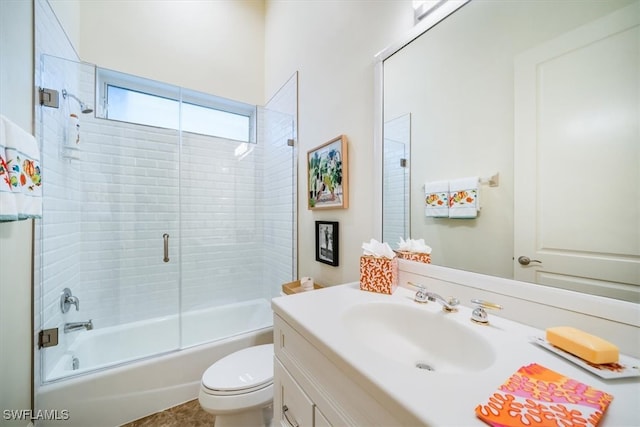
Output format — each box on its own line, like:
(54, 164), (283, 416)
(264, 0), (415, 285)
(45, 0), (80, 55)
(0, 0), (33, 425)
(51, 0), (266, 106)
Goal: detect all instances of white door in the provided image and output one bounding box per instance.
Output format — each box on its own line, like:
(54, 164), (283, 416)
(514, 2), (640, 302)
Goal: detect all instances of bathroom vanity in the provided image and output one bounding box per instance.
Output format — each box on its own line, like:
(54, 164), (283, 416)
(271, 261), (640, 426)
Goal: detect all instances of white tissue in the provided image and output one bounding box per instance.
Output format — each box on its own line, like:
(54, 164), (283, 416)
(397, 238), (432, 254)
(361, 239), (396, 259)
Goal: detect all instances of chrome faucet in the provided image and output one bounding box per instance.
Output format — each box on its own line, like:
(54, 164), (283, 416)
(60, 288), (80, 313)
(412, 283), (459, 312)
(64, 320), (93, 333)
(470, 299), (503, 324)
(425, 292), (460, 312)
(66, 295), (79, 310)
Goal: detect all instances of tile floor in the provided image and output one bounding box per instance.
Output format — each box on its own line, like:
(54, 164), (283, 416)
(121, 399), (214, 427)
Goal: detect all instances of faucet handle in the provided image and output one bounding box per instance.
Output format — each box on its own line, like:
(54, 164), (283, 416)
(60, 288), (80, 313)
(407, 282), (430, 303)
(471, 299), (503, 310)
(470, 299), (502, 324)
(414, 285), (429, 304)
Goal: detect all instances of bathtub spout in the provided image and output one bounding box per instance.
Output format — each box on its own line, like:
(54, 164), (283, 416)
(64, 320), (93, 333)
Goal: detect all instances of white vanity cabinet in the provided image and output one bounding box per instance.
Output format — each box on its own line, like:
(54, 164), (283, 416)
(273, 314), (408, 427)
(274, 360), (314, 426)
(272, 280), (640, 426)
(272, 278), (640, 426)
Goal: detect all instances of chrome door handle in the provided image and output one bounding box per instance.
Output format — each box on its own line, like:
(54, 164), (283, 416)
(163, 233), (170, 263)
(518, 255), (541, 265)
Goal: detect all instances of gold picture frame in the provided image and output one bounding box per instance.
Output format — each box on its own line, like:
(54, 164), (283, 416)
(307, 135), (348, 209)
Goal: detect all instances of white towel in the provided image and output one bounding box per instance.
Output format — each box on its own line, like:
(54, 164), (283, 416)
(0, 114), (42, 221)
(424, 180), (449, 218)
(0, 116), (18, 221)
(448, 176), (479, 219)
(0, 149), (18, 221)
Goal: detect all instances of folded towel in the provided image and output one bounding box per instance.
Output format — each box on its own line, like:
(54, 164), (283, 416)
(448, 176), (479, 218)
(0, 114), (42, 221)
(476, 363), (613, 427)
(0, 149), (18, 221)
(424, 180), (449, 218)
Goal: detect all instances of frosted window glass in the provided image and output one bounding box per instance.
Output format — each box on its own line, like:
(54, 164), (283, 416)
(107, 85), (179, 129)
(106, 85), (251, 142)
(182, 102), (250, 141)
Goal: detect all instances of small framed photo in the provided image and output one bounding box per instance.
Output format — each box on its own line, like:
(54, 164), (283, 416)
(315, 221), (339, 266)
(308, 135), (348, 209)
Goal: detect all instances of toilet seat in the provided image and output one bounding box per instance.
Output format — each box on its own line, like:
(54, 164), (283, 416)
(201, 344), (274, 396)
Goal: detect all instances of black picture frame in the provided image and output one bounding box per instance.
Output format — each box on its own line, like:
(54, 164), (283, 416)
(315, 221), (339, 266)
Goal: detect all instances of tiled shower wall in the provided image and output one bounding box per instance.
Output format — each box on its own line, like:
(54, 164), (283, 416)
(383, 113), (410, 245)
(35, 0), (295, 382)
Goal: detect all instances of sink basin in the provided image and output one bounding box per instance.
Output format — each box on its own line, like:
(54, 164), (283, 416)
(342, 302), (496, 373)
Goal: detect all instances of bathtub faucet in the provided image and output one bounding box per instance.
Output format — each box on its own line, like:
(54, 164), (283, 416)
(64, 320), (93, 333)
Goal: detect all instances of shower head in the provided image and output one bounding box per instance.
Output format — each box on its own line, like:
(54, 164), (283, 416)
(62, 89), (94, 114)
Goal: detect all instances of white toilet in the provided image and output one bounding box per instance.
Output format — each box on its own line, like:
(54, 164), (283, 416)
(198, 344), (274, 427)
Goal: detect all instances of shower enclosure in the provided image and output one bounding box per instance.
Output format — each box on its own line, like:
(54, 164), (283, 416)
(35, 54), (297, 384)
(382, 113), (410, 244)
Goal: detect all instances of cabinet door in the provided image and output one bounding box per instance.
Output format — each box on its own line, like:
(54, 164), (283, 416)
(274, 360), (314, 427)
(314, 407), (332, 427)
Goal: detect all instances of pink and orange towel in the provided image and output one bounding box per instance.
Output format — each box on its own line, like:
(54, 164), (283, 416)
(476, 363), (613, 427)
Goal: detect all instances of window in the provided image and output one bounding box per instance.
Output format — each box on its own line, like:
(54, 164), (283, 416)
(96, 68), (256, 143)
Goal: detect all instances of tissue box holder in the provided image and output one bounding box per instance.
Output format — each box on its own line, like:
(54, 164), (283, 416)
(359, 256), (398, 294)
(395, 251), (431, 264)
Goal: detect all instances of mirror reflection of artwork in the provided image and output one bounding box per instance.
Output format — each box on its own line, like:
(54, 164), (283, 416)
(308, 135), (348, 209)
(315, 221), (339, 266)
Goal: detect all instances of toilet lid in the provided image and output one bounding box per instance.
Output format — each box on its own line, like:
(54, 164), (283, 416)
(202, 344), (274, 394)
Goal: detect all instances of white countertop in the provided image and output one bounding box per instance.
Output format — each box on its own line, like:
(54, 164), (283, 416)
(272, 283), (640, 426)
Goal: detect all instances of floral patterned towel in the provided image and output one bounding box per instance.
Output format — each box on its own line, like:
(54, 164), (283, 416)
(424, 180), (449, 218)
(0, 114), (42, 221)
(476, 363), (613, 427)
(448, 176), (479, 218)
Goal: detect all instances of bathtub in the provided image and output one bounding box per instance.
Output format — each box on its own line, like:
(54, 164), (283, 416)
(37, 299), (274, 427)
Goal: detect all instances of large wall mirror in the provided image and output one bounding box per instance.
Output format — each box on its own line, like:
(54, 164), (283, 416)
(378, 0), (639, 303)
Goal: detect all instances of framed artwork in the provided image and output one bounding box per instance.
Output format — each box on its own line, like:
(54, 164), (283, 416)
(307, 135), (348, 209)
(315, 221), (339, 266)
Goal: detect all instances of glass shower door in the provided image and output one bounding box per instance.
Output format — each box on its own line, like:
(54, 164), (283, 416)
(36, 55), (181, 383)
(178, 75), (298, 348)
(383, 113), (411, 244)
